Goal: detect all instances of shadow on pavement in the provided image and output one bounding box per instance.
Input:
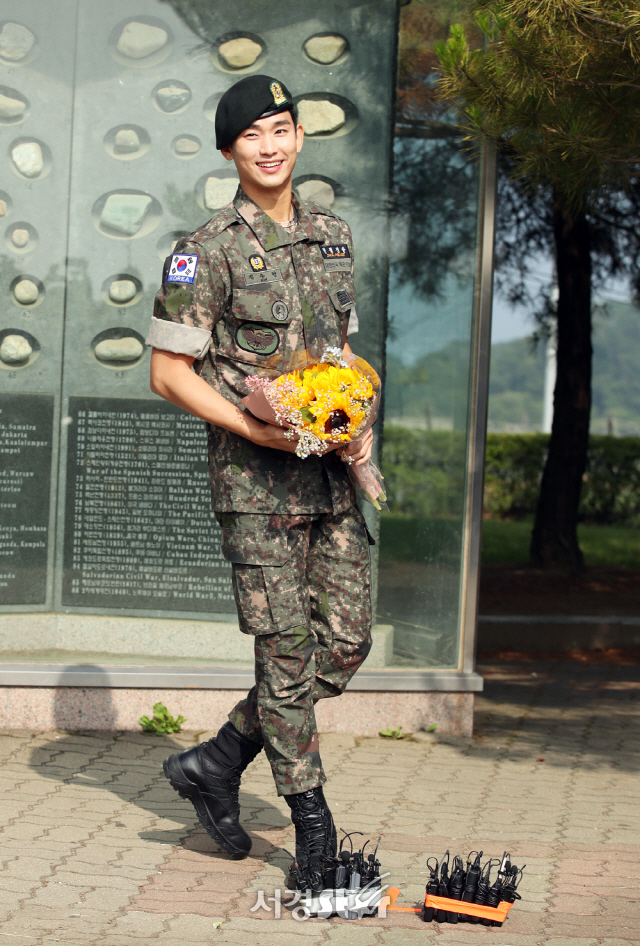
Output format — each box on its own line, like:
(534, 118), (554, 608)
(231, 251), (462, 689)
(26, 675), (289, 857)
(28, 729), (289, 855)
(473, 656), (640, 773)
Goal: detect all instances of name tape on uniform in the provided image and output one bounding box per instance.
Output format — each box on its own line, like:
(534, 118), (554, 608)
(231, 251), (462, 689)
(167, 254), (199, 284)
(323, 258), (352, 273)
(320, 244), (352, 273)
(243, 268), (282, 287)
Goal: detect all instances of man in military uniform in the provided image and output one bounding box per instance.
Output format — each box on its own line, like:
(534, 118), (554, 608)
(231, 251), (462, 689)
(146, 75), (374, 891)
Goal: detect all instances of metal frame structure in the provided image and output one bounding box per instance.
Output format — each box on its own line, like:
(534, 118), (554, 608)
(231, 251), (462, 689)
(460, 141), (498, 677)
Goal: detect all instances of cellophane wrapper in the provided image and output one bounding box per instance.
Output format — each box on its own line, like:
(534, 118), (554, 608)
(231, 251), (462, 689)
(242, 347), (388, 510)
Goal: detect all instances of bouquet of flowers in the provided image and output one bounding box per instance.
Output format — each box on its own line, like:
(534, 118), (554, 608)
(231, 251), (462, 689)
(242, 347), (387, 510)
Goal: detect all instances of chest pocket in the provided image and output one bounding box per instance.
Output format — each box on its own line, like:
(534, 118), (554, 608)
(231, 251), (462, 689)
(219, 288), (290, 366)
(232, 288), (291, 325)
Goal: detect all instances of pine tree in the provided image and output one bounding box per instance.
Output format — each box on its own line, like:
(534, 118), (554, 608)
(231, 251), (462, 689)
(436, 0), (640, 569)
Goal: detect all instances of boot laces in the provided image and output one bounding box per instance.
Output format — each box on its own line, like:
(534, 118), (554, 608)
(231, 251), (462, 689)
(293, 796), (330, 856)
(225, 772), (241, 809)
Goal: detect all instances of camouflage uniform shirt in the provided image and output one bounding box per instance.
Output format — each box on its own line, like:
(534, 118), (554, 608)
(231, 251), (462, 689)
(147, 187), (357, 515)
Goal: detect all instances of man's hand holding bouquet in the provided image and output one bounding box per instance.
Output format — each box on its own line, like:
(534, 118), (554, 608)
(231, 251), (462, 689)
(243, 347), (387, 510)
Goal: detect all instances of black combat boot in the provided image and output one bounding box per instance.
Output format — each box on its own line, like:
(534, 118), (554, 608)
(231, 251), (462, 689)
(285, 786), (337, 893)
(163, 721), (263, 859)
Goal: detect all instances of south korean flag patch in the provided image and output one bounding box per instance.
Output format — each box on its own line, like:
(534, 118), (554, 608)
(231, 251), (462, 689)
(166, 254), (199, 284)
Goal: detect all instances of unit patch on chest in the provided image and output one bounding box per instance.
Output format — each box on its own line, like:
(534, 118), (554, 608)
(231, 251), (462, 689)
(271, 300), (289, 322)
(235, 322), (280, 355)
(242, 268), (282, 287)
(249, 254), (266, 271)
(320, 244), (352, 273)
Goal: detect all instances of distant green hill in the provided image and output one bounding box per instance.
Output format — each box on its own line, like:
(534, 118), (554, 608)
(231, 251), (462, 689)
(384, 341), (471, 430)
(488, 300), (640, 434)
(590, 301), (640, 433)
(384, 300), (640, 435)
(488, 336), (545, 431)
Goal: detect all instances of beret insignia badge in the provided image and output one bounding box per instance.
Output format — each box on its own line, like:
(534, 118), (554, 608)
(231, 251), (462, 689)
(270, 81), (286, 106)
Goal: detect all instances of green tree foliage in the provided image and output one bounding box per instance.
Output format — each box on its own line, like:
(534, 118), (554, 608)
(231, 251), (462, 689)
(391, 1), (483, 305)
(396, 0), (481, 138)
(483, 433), (640, 525)
(436, 1), (640, 207)
(383, 426), (640, 526)
(435, 1), (640, 570)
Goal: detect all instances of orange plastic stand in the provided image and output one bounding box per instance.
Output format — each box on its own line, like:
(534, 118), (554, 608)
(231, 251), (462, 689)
(384, 887), (421, 913)
(425, 893), (514, 922)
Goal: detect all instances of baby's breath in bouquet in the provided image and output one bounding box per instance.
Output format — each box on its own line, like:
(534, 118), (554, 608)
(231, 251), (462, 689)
(243, 348), (387, 509)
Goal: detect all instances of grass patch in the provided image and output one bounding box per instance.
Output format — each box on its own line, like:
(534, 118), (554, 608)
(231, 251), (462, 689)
(380, 514), (640, 568)
(482, 519), (640, 568)
(481, 519), (532, 564)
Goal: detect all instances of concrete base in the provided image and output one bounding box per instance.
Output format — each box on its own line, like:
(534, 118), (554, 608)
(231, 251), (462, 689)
(0, 615), (395, 669)
(0, 687), (474, 736)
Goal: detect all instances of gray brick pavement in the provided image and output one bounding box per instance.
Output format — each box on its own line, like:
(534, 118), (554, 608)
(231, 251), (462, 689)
(0, 657), (638, 945)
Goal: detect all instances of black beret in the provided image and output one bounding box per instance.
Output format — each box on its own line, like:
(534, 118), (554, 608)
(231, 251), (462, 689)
(215, 75), (296, 150)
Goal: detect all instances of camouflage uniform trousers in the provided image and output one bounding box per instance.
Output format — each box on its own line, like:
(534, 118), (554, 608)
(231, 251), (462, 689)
(224, 505), (372, 796)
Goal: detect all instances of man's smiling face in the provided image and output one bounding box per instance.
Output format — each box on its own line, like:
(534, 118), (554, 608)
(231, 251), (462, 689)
(222, 111), (304, 192)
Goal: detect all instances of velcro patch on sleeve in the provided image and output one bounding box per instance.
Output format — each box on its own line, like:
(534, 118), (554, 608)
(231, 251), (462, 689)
(336, 288), (354, 310)
(166, 254), (199, 284)
(328, 283), (356, 313)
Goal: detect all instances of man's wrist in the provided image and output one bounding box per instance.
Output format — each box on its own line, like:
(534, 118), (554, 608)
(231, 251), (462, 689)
(245, 419), (268, 446)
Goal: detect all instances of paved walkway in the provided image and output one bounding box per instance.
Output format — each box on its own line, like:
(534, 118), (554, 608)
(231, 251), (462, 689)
(0, 656), (638, 946)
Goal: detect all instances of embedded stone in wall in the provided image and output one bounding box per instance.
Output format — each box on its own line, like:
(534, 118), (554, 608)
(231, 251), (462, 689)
(11, 141), (43, 178)
(297, 179), (335, 208)
(0, 91), (25, 121)
(0, 23), (35, 62)
(108, 279), (137, 304)
(305, 35), (347, 65)
(218, 37), (262, 69)
(0, 334), (32, 363)
(175, 137), (200, 154)
(11, 228), (29, 248)
(0, 200), (6, 216)
(297, 99), (345, 135)
(100, 194), (152, 236)
(204, 177), (239, 210)
(95, 337), (143, 362)
(13, 279), (38, 305)
(156, 84), (191, 113)
(114, 128), (140, 154)
(116, 22), (167, 60)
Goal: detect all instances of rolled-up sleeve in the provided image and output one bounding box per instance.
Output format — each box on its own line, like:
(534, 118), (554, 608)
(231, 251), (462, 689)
(145, 317), (212, 358)
(146, 239), (227, 358)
